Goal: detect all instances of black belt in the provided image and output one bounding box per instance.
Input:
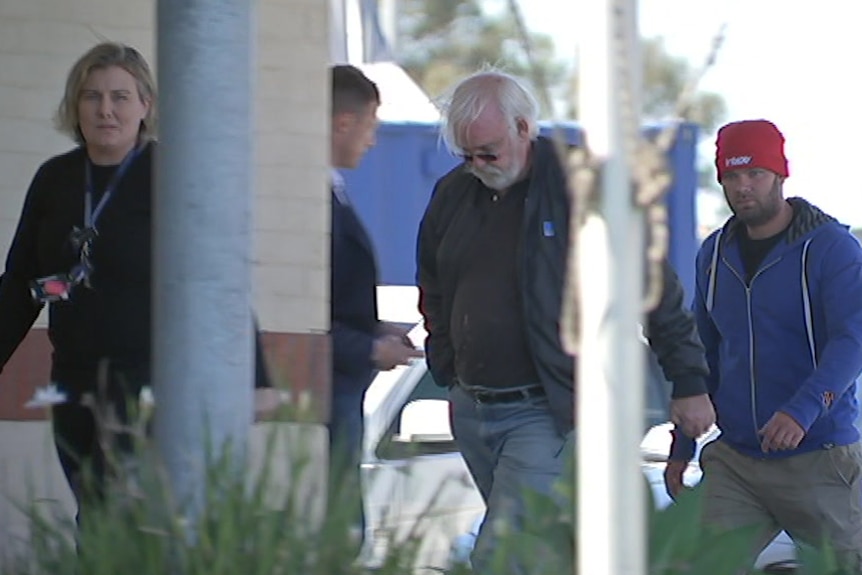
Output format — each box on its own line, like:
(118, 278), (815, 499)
(461, 384), (546, 404)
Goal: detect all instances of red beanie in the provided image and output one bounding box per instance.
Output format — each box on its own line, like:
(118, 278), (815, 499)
(715, 120), (789, 182)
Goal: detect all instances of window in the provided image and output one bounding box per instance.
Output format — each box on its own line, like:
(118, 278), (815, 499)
(375, 369), (459, 460)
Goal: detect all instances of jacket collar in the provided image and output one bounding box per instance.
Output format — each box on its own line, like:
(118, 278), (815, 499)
(721, 196), (835, 247)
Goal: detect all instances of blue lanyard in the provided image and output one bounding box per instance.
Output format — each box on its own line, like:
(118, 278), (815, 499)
(83, 145), (142, 230)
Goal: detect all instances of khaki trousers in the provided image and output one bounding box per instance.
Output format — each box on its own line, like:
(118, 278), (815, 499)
(700, 440), (862, 573)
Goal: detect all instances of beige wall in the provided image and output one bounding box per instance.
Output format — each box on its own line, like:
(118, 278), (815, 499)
(0, 0), (330, 334)
(255, 0), (329, 333)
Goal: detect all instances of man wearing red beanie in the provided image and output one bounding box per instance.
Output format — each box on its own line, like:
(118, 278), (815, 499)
(666, 119), (862, 571)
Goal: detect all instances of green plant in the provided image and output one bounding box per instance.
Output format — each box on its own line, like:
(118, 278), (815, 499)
(8, 406), (856, 575)
(4, 425), (426, 575)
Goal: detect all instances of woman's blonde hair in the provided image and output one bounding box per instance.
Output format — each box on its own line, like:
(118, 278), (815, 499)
(55, 42), (158, 144)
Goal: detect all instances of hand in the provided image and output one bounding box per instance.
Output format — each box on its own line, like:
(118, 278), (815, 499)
(664, 460), (688, 500)
(670, 394), (716, 439)
(254, 388), (289, 421)
(378, 321), (409, 338)
(372, 335), (424, 371)
(758, 411), (805, 453)
(378, 321), (414, 348)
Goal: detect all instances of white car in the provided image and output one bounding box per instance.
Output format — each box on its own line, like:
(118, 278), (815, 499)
(358, 289), (484, 572)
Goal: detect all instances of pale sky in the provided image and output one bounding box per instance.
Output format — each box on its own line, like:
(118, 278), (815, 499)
(507, 0), (862, 227)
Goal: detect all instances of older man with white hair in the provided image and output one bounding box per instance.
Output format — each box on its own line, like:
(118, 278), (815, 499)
(415, 69), (714, 573)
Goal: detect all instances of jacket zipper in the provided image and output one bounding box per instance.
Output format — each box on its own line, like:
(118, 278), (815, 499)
(721, 254), (782, 439)
(744, 289), (758, 435)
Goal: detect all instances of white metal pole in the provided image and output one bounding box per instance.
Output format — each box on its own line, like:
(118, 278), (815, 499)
(330, 0), (349, 63)
(345, 0), (365, 64)
(154, 0), (255, 516)
(576, 0), (646, 573)
(378, 0), (398, 54)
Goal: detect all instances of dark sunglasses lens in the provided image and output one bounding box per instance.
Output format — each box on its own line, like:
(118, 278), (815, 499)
(461, 153), (498, 163)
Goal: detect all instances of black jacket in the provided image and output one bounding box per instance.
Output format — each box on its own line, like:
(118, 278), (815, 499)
(0, 143), (270, 396)
(416, 137), (708, 432)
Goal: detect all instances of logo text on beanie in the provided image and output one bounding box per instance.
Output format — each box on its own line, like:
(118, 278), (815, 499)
(725, 156), (752, 167)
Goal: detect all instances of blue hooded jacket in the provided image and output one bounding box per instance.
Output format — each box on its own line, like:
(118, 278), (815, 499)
(671, 198), (862, 460)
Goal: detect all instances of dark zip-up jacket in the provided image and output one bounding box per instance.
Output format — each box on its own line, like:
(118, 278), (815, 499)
(0, 143), (271, 397)
(671, 198), (862, 461)
(417, 136), (709, 433)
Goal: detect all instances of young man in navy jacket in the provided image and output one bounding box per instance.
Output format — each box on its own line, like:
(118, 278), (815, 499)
(667, 119), (862, 572)
(328, 65), (422, 543)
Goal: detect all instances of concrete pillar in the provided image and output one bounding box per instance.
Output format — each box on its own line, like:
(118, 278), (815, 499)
(153, 0), (255, 514)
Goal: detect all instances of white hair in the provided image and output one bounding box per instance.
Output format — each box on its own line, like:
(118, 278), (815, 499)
(437, 69), (540, 153)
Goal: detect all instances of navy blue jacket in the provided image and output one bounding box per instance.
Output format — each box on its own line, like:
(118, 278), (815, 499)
(330, 189), (379, 398)
(671, 198), (862, 461)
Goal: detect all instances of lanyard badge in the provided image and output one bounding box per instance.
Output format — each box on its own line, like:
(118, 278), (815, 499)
(29, 145), (142, 304)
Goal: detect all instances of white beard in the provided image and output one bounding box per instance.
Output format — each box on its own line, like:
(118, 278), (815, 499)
(469, 161), (522, 190)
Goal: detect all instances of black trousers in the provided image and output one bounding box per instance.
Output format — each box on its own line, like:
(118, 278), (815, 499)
(51, 391), (137, 524)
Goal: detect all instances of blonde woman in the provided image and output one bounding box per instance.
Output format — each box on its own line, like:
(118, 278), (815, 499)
(0, 42), (272, 524)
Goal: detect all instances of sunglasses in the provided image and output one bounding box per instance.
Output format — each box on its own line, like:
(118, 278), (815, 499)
(458, 152), (500, 164)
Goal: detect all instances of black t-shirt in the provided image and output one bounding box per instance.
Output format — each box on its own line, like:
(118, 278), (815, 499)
(449, 176), (539, 388)
(738, 208), (796, 282)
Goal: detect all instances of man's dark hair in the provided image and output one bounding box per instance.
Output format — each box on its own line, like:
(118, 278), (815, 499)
(331, 65), (380, 116)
